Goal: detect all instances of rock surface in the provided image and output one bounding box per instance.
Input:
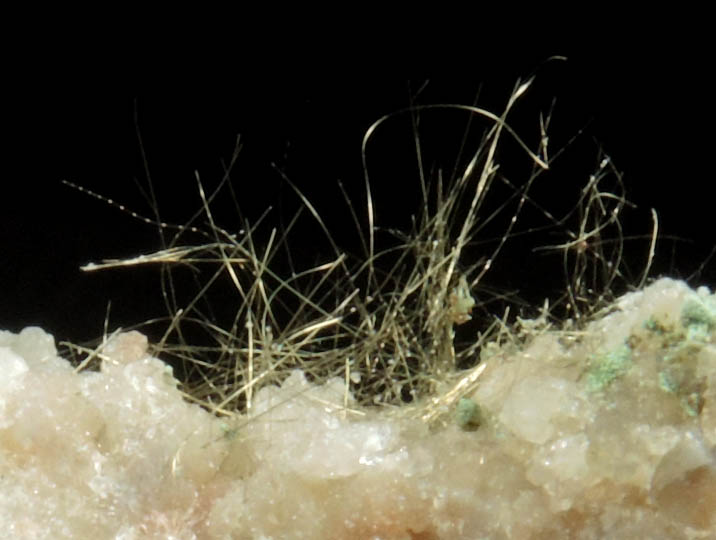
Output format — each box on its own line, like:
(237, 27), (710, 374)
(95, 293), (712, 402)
(1, 277), (714, 538)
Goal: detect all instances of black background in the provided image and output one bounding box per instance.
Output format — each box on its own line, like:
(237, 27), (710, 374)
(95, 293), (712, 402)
(2, 56), (714, 346)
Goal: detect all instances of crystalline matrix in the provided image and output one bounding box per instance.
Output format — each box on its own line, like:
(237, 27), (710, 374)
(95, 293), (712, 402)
(1, 277), (714, 539)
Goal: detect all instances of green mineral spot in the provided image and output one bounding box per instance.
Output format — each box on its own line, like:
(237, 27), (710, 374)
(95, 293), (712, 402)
(586, 343), (633, 391)
(644, 317), (663, 333)
(681, 297), (716, 342)
(456, 397), (482, 431)
(659, 363), (705, 417)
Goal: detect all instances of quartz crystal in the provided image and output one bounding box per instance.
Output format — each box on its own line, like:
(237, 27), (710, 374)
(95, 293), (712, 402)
(1, 277), (714, 538)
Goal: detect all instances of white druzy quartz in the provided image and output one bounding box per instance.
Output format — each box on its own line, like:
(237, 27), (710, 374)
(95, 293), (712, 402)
(1, 278), (714, 538)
